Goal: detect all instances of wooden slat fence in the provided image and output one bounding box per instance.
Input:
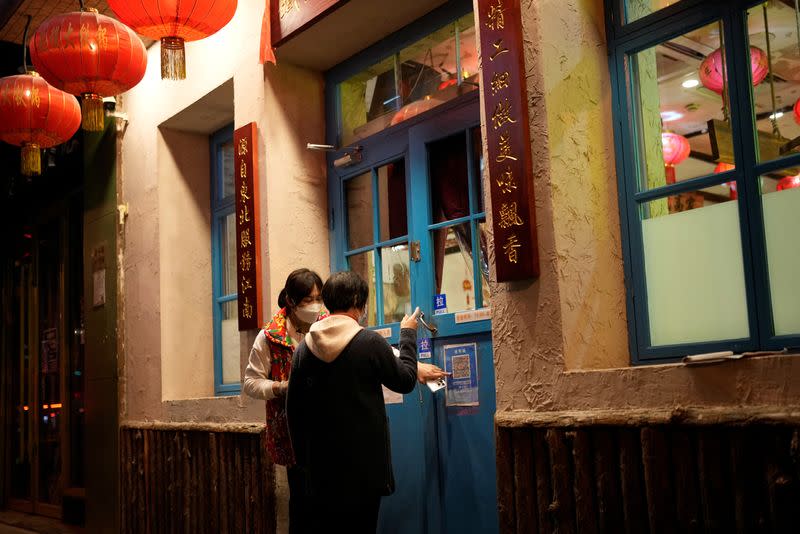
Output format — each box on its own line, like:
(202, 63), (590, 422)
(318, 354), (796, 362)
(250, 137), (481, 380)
(120, 424), (275, 534)
(496, 424), (800, 534)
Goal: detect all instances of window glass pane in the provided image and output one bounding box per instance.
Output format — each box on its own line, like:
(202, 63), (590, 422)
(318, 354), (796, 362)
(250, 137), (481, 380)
(641, 190), (749, 345)
(337, 13), (478, 146)
(430, 132), (470, 222)
(760, 172), (800, 336)
(631, 20), (734, 191)
(348, 251), (378, 326)
(346, 171), (374, 250)
(382, 245), (411, 323)
(625, 0), (674, 23)
(378, 160), (407, 241)
(471, 126), (485, 213)
(747, 2), (800, 164)
(433, 224), (476, 314)
(221, 213), (237, 295)
(220, 139), (235, 199)
(477, 220), (491, 309)
(221, 300), (241, 384)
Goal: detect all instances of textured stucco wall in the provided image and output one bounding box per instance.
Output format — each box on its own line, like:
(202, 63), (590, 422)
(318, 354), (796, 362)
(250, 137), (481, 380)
(490, 0), (800, 413)
(119, 0), (328, 424)
(157, 129), (213, 401)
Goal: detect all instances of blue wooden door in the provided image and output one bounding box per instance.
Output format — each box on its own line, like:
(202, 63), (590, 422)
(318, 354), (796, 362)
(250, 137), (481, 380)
(329, 95), (497, 533)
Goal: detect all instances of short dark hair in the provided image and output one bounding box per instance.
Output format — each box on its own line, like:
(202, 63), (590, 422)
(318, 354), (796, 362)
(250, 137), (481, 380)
(278, 268), (323, 310)
(322, 271), (369, 313)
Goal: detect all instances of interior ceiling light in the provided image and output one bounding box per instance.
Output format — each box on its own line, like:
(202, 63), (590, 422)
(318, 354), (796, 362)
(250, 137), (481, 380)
(769, 111), (784, 120)
(682, 79), (700, 89)
(660, 111), (684, 122)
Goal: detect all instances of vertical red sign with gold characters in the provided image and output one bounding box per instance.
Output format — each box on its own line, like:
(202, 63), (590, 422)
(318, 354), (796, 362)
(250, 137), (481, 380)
(477, 0), (540, 281)
(234, 122), (263, 330)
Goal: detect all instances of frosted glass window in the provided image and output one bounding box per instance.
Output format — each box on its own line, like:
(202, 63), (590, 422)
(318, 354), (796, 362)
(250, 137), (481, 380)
(762, 184), (800, 336)
(643, 196), (749, 345)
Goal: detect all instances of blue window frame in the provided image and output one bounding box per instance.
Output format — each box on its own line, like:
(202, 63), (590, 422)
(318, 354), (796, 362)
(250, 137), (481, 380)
(210, 125), (240, 395)
(325, 0), (490, 344)
(606, 0), (800, 363)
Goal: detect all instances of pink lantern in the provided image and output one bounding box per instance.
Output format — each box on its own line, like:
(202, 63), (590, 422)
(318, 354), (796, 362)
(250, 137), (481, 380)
(699, 46), (768, 95)
(661, 132), (690, 185)
(777, 175), (800, 191)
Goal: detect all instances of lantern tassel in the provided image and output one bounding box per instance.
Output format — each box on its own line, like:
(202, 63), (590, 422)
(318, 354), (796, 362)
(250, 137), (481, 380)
(81, 93), (104, 131)
(161, 37), (186, 80)
(21, 144), (41, 176)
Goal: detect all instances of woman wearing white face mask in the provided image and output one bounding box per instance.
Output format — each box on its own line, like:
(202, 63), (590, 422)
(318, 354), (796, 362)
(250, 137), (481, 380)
(244, 268), (324, 534)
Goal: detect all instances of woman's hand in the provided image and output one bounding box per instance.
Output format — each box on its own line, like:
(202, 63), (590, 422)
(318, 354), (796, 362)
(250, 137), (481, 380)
(417, 362), (448, 384)
(271, 381), (288, 397)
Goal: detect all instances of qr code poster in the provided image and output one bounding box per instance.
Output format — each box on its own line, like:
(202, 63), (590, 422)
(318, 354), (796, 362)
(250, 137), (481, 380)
(444, 343), (479, 407)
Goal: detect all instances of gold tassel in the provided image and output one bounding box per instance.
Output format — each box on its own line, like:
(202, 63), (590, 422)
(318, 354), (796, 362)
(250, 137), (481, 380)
(161, 36), (186, 80)
(21, 144), (41, 176)
(81, 93), (104, 131)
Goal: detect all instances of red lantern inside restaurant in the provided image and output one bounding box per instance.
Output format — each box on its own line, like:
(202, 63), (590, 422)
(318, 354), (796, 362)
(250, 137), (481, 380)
(30, 9), (147, 131)
(661, 132), (691, 185)
(699, 46), (768, 96)
(107, 0), (237, 80)
(777, 175), (800, 191)
(714, 162), (736, 200)
(0, 72), (81, 176)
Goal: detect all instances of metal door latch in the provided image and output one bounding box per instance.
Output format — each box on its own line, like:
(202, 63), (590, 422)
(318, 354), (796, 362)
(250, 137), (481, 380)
(410, 241), (421, 262)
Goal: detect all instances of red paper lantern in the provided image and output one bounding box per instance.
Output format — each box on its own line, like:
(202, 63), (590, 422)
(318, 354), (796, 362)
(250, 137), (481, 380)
(29, 9), (147, 131)
(793, 97), (800, 125)
(777, 175), (800, 191)
(661, 132), (690, 185)
(714, 162), (736, 200)
(0, 72), (81, 176)
(699, 46), (768, 95)
(107, 0), (237, 80)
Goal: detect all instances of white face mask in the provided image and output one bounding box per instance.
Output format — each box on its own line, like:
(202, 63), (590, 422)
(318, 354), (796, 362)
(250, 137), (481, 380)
(294, 302), (322, 324)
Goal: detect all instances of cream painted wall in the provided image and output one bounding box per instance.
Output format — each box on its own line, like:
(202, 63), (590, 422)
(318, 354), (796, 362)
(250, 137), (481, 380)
(120, 0), (328, 423)
(157, 129), (214, 401)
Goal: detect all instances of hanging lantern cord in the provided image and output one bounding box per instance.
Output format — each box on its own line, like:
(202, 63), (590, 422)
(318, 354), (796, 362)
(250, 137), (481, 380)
(795, 0), (800, 55)
(78, 0), (85, 11)
(718, 20), (730, 122)
(764, 4), (781, 136)
(21, 15), (32, 74)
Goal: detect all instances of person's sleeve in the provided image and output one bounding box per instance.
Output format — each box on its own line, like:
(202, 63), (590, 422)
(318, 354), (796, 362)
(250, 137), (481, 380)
(286, 348), (307, 466)
(377, 328), (418, 394)
(243, 331), (278, 400)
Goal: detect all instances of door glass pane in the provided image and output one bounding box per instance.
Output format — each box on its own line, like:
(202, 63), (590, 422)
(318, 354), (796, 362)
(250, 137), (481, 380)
(433, 224), (475, 314)
(478, 220), (491, 308)
(221, 300), (241, 384)
(631, 20), (734, 191)
(12, 263), (32, 500)
(382, 245), (411, 324)
(346, 171), (374, 250)
(761, 172), (800, 335)
(471, 126), (485, 213)
(337, 13), (478, 146)
(348, 251), (378, 326)
(221, 213), (237, 295)
(38, 222), (61, 505)
(625, 0), (673, 23)
(378, 160), (407, 242)
(641, 190), (749, 345)
(430, 132), (470, 222)
(220, 139), (235, 199)
(747, 3), (800, 164)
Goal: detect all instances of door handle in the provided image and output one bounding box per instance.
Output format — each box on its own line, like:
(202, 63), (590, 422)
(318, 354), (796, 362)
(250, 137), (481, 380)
(418, 311), (438, 335)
